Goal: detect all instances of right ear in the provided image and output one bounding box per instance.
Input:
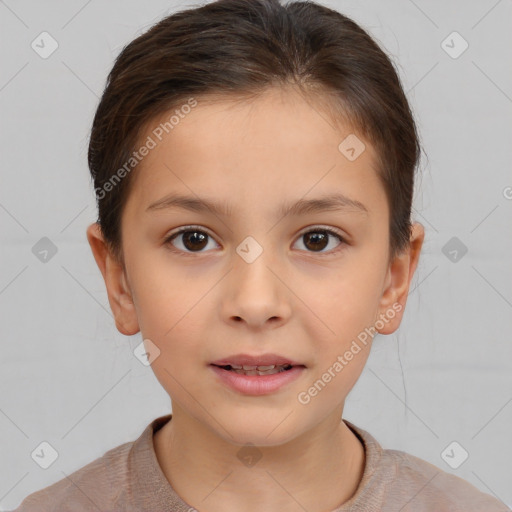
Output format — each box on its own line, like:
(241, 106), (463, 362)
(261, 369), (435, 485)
(86, 222), (140, 336)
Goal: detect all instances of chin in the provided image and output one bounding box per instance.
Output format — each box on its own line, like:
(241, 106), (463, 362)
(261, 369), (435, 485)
(213, 414), (304, 448)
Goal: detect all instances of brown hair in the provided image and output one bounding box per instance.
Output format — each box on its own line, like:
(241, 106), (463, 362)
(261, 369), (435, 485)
(88, 0), (422, 268)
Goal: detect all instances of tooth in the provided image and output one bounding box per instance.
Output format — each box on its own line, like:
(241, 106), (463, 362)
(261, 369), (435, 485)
(256, 365), (275, 371)
(232, 367), (285, 376)
(230, 364), (243, 369)
(242, 365), (258, 370)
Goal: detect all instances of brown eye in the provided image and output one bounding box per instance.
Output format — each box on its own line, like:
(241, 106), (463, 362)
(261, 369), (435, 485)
(303, 231), (328, 251)
(181, 230), (208, 251)
(294, 228), (345, 254)
(165, 227), (218, 253)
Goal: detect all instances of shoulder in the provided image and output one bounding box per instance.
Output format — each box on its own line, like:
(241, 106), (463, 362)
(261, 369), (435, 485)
(11, 438), (134, 512)
(344, 421), (510, 512)
(382, 447), (510, 512)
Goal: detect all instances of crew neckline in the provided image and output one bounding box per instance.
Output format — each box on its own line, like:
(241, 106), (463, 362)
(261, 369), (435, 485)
(129, 414), (387, 512)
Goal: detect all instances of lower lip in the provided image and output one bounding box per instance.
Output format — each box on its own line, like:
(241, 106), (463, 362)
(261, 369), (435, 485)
(210, 365), (306, 395)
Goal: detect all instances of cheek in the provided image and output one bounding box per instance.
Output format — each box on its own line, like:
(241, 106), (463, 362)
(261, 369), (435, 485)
(129, 258), (208, 359)
(303, 257), (385, 368)
(129, 255), (209, 334)
(316, 264), (384, 328)
(143, 325), (205, 406)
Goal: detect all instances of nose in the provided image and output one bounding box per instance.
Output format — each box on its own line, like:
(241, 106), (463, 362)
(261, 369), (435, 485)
(220, 249), (292, 330)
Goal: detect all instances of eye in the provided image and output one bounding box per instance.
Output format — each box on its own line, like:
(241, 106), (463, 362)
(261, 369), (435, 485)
(164, 225), (346, 256)
(293, 226), (345, 255)
(164, 226), (219, 255)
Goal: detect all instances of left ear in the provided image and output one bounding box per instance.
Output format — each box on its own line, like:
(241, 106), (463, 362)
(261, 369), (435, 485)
(375, 222), (425, 334)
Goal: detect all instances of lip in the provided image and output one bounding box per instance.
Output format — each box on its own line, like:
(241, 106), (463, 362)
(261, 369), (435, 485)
(210, 353), (305, 367)
(210, 364), (306, 395)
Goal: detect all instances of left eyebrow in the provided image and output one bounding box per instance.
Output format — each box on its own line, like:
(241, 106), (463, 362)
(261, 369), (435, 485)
(145, 192), (369, 217)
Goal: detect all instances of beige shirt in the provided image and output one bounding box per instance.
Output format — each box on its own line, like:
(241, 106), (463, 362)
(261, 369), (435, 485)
(13, 414), (510, 512)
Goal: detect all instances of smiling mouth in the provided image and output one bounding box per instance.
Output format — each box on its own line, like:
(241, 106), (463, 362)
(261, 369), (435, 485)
(212, 363), (298, 376)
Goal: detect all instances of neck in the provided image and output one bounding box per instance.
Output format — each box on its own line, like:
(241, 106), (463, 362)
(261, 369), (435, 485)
(154, 404), (365, 512)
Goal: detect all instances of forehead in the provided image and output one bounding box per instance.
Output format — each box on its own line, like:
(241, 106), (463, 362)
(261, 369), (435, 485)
(125, 87), (384, 216)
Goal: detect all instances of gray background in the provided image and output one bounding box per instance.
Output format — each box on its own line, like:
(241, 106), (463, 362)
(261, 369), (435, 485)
(1, 0), (511, 509)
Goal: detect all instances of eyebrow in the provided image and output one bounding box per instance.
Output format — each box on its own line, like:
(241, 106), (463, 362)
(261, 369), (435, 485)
(145, 192), (369, 217)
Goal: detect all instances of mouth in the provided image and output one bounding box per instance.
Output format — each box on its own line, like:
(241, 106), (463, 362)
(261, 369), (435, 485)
(209, 362), (306, 395)
(211, 363), (303, 376)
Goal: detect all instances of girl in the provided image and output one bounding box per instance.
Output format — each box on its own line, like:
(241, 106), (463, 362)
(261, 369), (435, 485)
(13, 0), (509, 510)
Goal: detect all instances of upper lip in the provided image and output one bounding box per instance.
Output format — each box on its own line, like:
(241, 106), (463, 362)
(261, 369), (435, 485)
(210, 353), (305, 367)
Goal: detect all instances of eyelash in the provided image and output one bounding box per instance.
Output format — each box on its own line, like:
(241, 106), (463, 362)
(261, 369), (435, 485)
(163, 225), (347, 257)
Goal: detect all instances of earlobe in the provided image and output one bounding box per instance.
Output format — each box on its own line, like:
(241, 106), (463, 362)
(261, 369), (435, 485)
(86, 222), (140, 336)
(376, 222), (425, 335)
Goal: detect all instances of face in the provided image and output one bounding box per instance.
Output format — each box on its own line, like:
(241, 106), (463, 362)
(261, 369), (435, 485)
(87, 86), (423, 447)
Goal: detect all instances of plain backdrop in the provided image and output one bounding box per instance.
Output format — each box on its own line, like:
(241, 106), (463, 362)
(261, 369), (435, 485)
(1, 0), (511, 509)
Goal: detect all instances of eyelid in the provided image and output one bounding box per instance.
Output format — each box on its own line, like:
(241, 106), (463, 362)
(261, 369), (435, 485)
(166, 224), (217, 241)
(297, 224), (345, 239)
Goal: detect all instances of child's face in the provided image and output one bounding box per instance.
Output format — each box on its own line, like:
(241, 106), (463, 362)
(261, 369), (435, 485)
(88, 86), (423, 446)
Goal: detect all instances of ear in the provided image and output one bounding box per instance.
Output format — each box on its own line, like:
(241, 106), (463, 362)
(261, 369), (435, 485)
(86, 222), (140, 336)
(375, 222), (425, 334)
